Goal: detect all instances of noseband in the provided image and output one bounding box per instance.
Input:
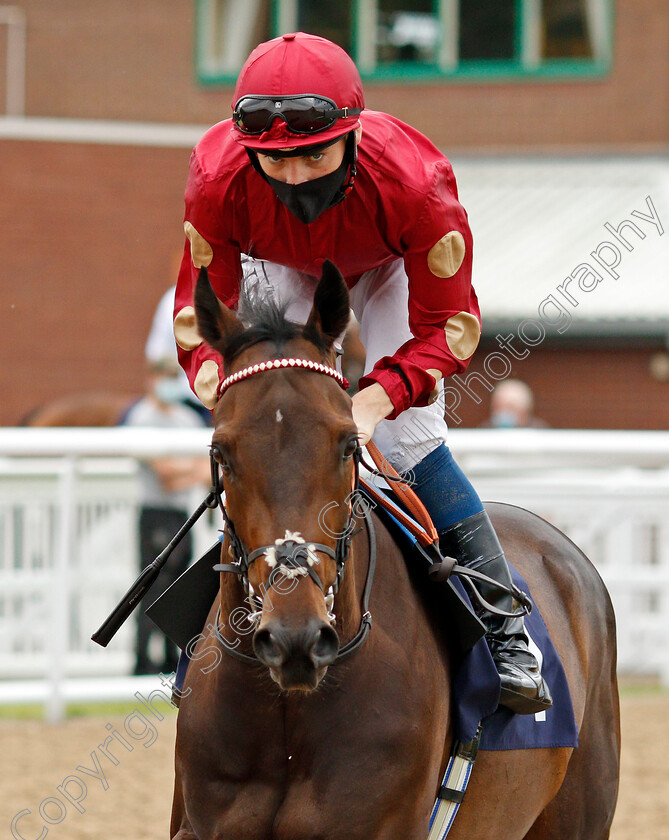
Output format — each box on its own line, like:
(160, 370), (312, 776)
(208, 356), (375, 665)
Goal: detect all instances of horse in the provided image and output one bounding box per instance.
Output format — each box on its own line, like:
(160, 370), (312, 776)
(22, 391), (137, 426)
(170, 261), (620, 840)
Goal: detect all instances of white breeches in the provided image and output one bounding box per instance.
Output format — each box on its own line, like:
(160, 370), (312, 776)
(240, 256), (448, 473)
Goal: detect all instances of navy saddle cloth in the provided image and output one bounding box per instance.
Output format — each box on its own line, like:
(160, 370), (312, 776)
(452, 565), (578, 749)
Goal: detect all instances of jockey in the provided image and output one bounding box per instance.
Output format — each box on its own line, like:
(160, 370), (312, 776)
(174, 32), (552, 715)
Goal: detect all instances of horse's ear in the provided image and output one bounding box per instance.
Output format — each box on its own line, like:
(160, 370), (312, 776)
(304, 260), (350, 346)
(194, 267), (243, 352)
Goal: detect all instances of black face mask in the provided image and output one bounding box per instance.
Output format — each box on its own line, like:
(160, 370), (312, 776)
(247, 133), (357, 225)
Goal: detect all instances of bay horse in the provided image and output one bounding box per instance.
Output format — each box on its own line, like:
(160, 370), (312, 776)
(171, 261), (620, 840)
(22, 391), (137, 426)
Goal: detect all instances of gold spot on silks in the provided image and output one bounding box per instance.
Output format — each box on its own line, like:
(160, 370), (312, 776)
(194, 360), (220, 409)
(184, 221), (214, 268)
(427, 231), (466, 278)
(174, 306), (203, 351)
(444, 313), (480, 360)
(426, 368), (443, 404)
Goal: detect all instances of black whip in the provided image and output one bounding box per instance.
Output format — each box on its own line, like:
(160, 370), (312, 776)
(91, 490), (217, 647)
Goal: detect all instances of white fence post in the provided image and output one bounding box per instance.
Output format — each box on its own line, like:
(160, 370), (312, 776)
(46, 456), (76, 722)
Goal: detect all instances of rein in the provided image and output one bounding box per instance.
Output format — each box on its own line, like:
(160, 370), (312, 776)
(360, 442), (533, 620)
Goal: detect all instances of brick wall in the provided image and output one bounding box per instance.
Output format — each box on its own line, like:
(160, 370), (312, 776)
(1, 139), (190, 424)
(2, 0), (667, 428)
(452, 340), (669, 430)
(2, 130), (666, 433)
(10, 0), (669, 151)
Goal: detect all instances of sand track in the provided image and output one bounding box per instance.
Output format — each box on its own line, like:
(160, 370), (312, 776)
(1, 691), (666, 839)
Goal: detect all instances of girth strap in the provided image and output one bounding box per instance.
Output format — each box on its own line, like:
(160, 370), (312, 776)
(428, 724), (482, 839)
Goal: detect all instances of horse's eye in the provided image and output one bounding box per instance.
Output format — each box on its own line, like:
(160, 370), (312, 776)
(342, 437), (358, 461)
(212, 445), (232, 474)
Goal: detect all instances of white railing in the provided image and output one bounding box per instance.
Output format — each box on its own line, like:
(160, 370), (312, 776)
(454, 430), (669, 688)
(1, 428), (669, 719)
(0, 429), (217, 720)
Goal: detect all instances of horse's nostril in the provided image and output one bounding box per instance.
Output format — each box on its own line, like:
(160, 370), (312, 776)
(310, 624), (339, 667)
(254, 622), (339, 674)
(253, 627), (286, 668)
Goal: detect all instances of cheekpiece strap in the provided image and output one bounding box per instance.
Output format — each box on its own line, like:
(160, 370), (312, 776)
(212, 562), (244, 575)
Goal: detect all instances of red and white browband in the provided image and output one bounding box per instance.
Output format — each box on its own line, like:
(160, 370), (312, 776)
(217, 357), (349, 399)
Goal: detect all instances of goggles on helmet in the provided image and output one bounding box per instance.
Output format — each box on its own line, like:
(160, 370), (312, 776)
(233, 94), (362, 136)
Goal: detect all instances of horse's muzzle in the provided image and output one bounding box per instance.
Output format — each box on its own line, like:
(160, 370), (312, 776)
(253, 619), (340, 690)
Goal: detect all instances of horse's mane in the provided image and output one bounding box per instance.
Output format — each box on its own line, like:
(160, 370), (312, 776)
(224, 283), (327, 365)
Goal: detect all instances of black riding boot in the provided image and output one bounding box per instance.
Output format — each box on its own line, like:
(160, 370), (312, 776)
(439, 510), (553, 715)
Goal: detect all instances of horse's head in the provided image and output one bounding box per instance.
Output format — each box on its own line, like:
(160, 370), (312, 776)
(195, 261), (358, 691)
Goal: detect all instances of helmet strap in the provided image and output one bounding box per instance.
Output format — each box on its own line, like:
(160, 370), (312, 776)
(338, 130), (358, 197)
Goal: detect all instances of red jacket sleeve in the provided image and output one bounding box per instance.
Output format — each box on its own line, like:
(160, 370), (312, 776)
(173, 150), (242, 409)
(358, 159), (481, 419)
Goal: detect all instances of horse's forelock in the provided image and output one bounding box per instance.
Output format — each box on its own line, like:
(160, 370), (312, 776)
(224, 287), (327, 365)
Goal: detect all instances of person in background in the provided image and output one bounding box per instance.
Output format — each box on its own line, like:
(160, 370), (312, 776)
(145, 284), (212, 425)
(481, 379), (549, 429)
(122, 357), (210, 675)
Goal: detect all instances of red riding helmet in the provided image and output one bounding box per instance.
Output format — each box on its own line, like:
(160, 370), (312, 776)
(231, 32), (365, 151)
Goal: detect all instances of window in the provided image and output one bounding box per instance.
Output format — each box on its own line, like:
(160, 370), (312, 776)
(196, 0), (353, 81)
(296, 0), (352, 54)
(543, 0), (596, 58)
(459, 0), (516, 61)
(196, 0), (273, 79)
(375, 0), (439, 65)
(195, 0), (612, 84)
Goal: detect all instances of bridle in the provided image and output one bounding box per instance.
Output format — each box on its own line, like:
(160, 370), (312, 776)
(204, 354), (531, 669)
(208, 356), (375, 665)
(217, 356), (349, 399)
